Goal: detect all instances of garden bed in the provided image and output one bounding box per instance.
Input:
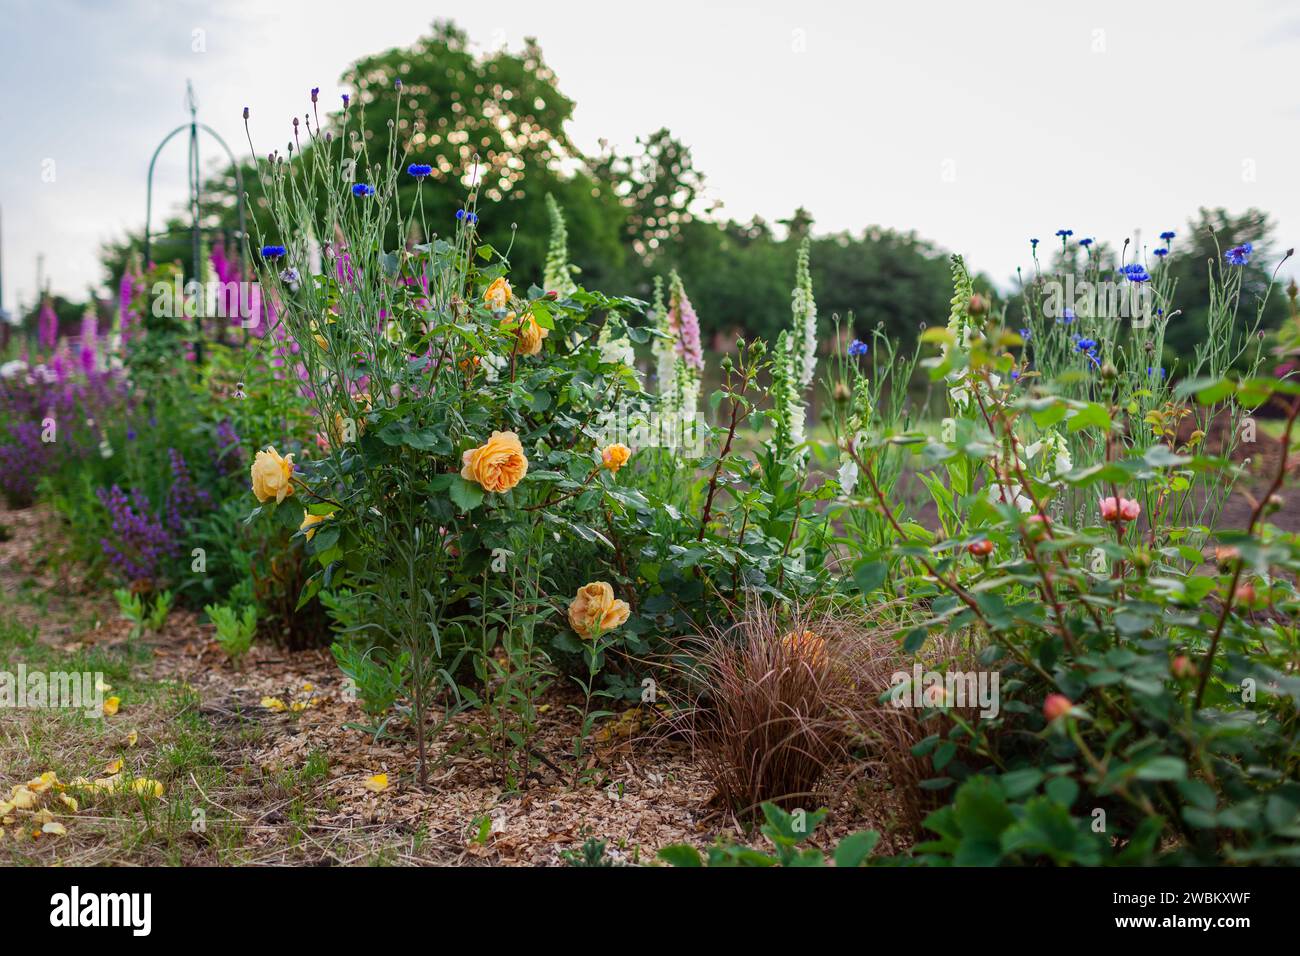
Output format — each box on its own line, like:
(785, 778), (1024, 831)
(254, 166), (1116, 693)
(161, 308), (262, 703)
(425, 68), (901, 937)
(1, 504), (906, 866)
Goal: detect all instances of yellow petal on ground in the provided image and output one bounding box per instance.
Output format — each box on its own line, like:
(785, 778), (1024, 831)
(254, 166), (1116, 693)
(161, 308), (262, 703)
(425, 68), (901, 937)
(103, 696), (121, 716)
(301, 683), (314, 692)
(132, 779), (165, 799)
(41, 821), (67, 836)
(126, 731), (138, 747)
(260, 696), (287, 713)
(0, 801), (12, 816)
(105, 758), (123, 774)
(9, 787), (36, 810)
(27, 771), (59, 793)
(58, 794), (79, 813)
(96, 678), (112, 692)
(289, 700), (306, 713)
(364, 773), (389, 793)
(32, 808), (54, 825)
(92, 775), (121, 791)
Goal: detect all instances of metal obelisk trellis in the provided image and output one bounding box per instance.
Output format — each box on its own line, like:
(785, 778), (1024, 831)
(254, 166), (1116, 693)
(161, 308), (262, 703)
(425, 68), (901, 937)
(143, 81), (247, 365)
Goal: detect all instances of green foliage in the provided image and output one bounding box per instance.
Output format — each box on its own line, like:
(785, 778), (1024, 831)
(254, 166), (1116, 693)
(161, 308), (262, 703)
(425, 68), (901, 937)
(205, 602), (258, 665)
(659, 803), (880, 867)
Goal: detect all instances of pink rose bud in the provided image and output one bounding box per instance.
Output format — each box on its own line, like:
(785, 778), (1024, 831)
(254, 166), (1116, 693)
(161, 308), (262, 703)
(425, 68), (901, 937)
(967, 539), (994, 557)
(1171, 655), (1197, 679)
(1043, 693), (1072, 722)
(1100, 496), (1141, 522)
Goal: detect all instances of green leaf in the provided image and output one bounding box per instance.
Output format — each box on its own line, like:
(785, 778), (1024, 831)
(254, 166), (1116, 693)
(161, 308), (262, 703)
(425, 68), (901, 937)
(833, 831), (880, 868)
(657, 845), (703, 867)
(449, 476), (485, 512)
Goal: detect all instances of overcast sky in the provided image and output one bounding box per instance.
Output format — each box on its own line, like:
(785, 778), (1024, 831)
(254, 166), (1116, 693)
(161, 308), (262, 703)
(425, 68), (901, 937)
(2, 0), (1299, 315)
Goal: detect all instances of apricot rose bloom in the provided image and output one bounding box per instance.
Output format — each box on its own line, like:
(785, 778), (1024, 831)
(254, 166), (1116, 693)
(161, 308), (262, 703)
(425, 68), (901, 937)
(568, 582), (631, 639)
(460, 430), (529, 493)
(251, 447), (295, 504)
(601, 443), (632, 473)
(780, 629), (827, 665)
(484, 277), (511, 312)
(504, 310), (547, 356)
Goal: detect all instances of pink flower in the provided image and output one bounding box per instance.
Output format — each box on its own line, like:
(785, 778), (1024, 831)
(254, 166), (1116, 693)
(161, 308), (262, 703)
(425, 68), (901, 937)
(1100, 496), (1141, 522)
(1043, 694), (1072, 722)
(668, 280), (704, 372)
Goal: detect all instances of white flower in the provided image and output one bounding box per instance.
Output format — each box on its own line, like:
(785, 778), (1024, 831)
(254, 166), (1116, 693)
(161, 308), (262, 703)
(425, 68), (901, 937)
(987, 482), (1033, 513)
(837, 458), (859, 495)
(0, 359), (28, 380)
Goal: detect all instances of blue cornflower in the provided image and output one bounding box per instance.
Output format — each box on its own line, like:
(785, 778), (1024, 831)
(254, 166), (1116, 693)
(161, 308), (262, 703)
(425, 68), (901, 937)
(1059, 307), (1076, 325)
(1147, 367), (1167, 379)
(456, 209), (478, 225)
(1075, 336), (1098, 352)
(1225, 243), (1253, 266)
(279, 267), (300, 283)
(1031, 238), (1040, 250)
(1018, 327), (1031, 341)
(1153, 247), (1168, 258)
(1010, 369), (1021, 381)
(342, 93), (350, 107)
(352, 183), (375, 197)
(1056, 229), (1073, 239)
(311, 87), (319, 103)
(1119, 263), (1151, 283)
(1160, 231), (1175, 241)
(1079, 237), (1094, 248)
(407, 163), (433, 178)
(260, 244), (287, 259)
(848, 339), (869, 356)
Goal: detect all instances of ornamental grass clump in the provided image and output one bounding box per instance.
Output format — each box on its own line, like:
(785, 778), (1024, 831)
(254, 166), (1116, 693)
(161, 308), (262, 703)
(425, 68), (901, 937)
(668, 599), (920, 817)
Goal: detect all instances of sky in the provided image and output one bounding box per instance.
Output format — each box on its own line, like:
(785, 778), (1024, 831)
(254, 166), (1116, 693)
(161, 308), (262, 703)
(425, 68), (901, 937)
(2, 0), (1299, 317)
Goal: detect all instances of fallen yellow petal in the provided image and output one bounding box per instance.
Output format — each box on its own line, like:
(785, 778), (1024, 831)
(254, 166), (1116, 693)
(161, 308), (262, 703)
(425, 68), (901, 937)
(132, 779), (165, 799)
(105, 758), (124, 774)
(9, 787), (36, 810)
(32, 808), (54, 825)
(0, 800), (13, 816)
(103, 696), (121, 716)
(41, 821), (67, 836)
(260, 696), (287, 712)
(27, 771), (59, 793)
(96, 678), (112, 692)
(58, 794), (79, 813)
(91, 775), (121, 791)
(126, 731), (139, 748)
(290, 700), (307, 713)
(364, 773), (389, 793)
(302, 683), (314, 692)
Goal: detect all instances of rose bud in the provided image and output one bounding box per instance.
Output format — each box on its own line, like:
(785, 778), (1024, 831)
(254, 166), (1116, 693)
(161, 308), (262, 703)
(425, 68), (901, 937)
(543, 290), (559, 300)
(1214, 545), (1240, 570)
(968, 538), (994, 558)
(1234, 581), (1256, 606)
(1043, 694), (1072, 722)
(1171, 655), (1197, 680)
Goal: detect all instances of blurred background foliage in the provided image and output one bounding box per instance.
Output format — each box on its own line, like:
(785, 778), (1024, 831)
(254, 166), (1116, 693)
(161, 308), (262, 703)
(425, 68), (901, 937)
(86, 20), (1286, 366)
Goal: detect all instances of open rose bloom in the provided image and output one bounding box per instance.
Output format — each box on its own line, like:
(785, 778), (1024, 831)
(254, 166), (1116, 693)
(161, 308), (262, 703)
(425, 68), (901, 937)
(460, 430), (528, 493)
(568, 582), (630, 639)
(251, 447), (295, 503)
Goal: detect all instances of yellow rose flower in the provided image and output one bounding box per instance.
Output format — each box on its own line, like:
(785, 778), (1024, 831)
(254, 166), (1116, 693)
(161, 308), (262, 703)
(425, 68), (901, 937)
(601, 443), (632, 474)
(460, 430), (528, 493)
(503, 310), (547, 356)
(251, 446), (295, 503)
(568, 582), (631, 640)
(300, 511), (330, 541)
(484, 277), (511, 312)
